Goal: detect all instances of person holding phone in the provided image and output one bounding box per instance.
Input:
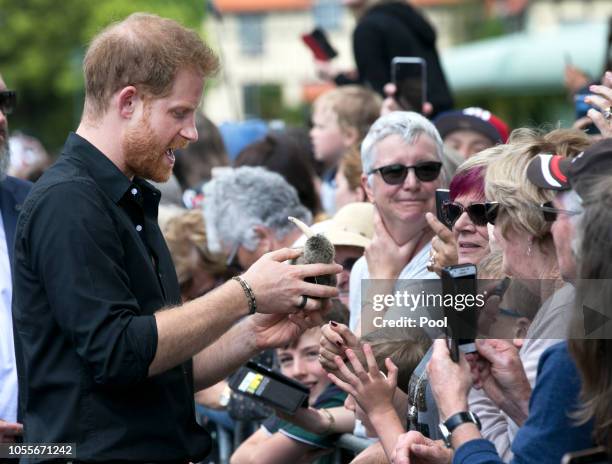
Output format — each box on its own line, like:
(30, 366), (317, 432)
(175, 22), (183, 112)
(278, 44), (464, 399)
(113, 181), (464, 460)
(315, 0), (453, 116)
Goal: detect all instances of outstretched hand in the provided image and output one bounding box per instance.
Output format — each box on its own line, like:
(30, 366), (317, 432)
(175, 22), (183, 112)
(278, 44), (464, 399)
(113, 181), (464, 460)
(425, 212), (457, 275)
(328, 344), (398, 417)
(318, 321), (361, 375)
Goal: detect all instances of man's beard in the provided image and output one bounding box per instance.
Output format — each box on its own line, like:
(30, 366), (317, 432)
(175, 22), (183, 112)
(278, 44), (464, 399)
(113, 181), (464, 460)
(122, 112), (185, 183)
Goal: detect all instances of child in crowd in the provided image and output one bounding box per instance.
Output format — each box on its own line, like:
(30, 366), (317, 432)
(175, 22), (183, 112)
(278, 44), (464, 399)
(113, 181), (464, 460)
(309, 85), (381, 215)
(328, 325), (432, 464)
(230, 307), (349, 464)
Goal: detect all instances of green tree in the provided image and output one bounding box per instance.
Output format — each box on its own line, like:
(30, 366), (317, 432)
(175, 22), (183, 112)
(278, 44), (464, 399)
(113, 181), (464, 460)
(0, 0), (205, 153)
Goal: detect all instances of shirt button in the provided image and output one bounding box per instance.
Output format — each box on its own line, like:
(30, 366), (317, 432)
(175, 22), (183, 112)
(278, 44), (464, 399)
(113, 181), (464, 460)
(131, 188), (138, 195)
(136, 225), (143, 232)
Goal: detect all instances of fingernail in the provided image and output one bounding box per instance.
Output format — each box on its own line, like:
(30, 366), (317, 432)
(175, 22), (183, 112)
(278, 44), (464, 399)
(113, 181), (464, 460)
(330, 321), (338, 327)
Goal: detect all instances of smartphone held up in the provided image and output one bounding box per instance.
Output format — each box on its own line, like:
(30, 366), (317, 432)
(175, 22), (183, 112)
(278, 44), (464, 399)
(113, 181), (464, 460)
(391, 56), (427, 113)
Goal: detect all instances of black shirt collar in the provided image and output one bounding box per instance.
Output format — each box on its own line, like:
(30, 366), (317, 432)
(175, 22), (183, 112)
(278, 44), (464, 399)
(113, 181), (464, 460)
(63, 132), (161, 206)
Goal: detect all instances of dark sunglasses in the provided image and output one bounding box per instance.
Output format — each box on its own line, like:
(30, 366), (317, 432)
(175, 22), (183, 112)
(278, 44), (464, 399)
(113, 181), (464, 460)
(368, 161), (442, 185)
(484, 202), (500, 225)
(539, 201), (582, 222)
(0, 90), (16, 115)
(442, 201), (499, 228)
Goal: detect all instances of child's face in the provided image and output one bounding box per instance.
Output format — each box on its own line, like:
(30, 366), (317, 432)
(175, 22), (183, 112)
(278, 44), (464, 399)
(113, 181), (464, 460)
(344, 394), (377, 437)
(310, 104), (348, 164)
(277, 328), (330, 403)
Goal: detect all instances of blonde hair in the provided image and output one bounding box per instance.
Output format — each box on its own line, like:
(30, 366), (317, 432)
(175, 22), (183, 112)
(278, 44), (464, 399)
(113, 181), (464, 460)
(163, 209), (227, 286)
(339, 146), (363, 191)
(314, 86), (382, 144)
(485, 128), (590, 243)
(83, 13), (218, 118)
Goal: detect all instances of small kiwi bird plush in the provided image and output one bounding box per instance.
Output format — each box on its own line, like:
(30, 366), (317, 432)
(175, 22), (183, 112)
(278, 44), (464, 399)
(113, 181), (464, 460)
(288, 216), (337, 288)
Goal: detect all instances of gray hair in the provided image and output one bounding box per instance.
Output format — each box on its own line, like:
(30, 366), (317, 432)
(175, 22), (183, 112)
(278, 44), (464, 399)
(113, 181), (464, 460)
(202, 166), (312, 253)
(360, 111), (447, 186)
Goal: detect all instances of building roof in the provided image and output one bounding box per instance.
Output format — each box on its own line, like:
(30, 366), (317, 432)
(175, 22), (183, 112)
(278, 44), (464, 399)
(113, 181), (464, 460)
(214, 0), (311, 13)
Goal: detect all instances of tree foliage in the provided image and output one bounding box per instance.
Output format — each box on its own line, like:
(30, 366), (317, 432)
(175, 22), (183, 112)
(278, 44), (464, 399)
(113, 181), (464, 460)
(0, 0), (205, 153)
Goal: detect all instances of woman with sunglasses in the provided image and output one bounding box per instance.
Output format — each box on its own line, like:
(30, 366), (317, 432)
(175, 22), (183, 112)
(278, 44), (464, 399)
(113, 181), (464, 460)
(426, 147), (505, 275)
(347, 111), (461, 333)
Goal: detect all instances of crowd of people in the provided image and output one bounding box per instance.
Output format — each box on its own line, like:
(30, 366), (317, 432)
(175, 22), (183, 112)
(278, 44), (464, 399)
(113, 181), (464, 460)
(1, 4), (612, 464)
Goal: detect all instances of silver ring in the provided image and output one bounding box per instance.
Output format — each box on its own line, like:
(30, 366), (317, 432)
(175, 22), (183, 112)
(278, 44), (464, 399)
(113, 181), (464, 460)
(604, 108), (612, 121)
(297, 295), (308, 309)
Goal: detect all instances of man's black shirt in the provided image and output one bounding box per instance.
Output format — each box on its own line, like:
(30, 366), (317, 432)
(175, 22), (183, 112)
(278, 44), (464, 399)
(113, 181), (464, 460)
(12, 133), (211, 462)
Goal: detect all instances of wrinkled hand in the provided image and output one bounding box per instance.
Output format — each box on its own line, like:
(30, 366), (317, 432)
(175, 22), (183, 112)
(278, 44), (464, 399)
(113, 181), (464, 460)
(0, 419), (23, 443)
(366, 209), (422, 279)
(585, 71), (612, 138)
(242, 248), (341, 314)
(251, 302), (329, 350)
(425, 213), (457, 275)
(393, 431), (452, 464)
(427, 339), (472, 419)
(328, 344), (398, 417)
(319, 321), (361, 376)
(471, 339), (531, 425)
(380, 83), (434, 116)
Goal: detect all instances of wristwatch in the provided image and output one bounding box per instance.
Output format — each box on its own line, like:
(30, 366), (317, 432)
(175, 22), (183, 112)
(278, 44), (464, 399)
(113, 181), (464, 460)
(439, 411), (481, 447)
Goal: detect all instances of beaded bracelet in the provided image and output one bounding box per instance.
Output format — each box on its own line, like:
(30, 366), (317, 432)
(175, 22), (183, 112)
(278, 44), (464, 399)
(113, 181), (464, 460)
(232, 275), (257, 315)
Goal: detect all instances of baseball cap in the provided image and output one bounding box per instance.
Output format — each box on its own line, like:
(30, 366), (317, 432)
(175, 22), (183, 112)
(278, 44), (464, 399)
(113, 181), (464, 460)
(434, 107), (509, 144)
(526, 139), (612, 191)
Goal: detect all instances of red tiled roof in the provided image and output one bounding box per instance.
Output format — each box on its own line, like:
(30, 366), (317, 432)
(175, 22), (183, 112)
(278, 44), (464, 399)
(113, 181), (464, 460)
(215, 0), (312, 13)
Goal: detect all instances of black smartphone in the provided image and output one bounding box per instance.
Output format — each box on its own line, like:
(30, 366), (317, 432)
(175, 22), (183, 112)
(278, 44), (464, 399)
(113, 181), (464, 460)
(562, 447), (611, 464)
(228, 361), (309, 414)
(391, 57), (426, 113)
(441, 264), (478, 361)
(301, 28), (338, 61)
(435, 189), (451, 230)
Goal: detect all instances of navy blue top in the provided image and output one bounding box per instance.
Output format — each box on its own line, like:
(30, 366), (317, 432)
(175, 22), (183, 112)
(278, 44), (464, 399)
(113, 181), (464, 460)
(453, 342), (593, 464)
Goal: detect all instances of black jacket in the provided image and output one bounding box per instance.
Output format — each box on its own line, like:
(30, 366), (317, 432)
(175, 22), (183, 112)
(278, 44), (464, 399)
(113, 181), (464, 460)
(336, 1), (454, 116)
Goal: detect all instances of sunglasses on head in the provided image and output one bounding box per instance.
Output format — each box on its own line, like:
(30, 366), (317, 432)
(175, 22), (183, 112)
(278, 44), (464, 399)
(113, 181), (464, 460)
(442, 201), (499, 228)
(0, 90), (16, 115)
(539, 201), (582, 222)
(368, 161), (442, 185)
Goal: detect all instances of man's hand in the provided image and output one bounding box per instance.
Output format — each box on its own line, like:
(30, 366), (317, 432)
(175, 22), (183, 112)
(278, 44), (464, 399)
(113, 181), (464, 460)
(251, 302), (329, 351)
(427, 339), (472, 419)
(242, 248), (341, 314)
(393, 431), (452, 464)
(0, 419), (23, 443)
(318, 321), (361, 375)
(425, 213), (458, 275)
(471, 339), (531, 425)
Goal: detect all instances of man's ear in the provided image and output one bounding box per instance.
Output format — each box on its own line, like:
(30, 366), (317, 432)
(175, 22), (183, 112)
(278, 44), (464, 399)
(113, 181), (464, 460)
(341, 126), (359, 148)
(117, 86), (139, 119)
(361, 173), (375, 203)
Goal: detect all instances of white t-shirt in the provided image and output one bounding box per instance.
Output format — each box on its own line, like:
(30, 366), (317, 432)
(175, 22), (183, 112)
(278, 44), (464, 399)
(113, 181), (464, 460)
(348, 243), (437, 332)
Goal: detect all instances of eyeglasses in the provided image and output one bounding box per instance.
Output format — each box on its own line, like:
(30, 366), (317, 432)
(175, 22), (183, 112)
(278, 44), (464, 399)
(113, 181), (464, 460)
(368, 161), (442, 185)
(0, 90), (16, 115)
(539, 201), (582, 222)
(442, 201), (499, 228)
